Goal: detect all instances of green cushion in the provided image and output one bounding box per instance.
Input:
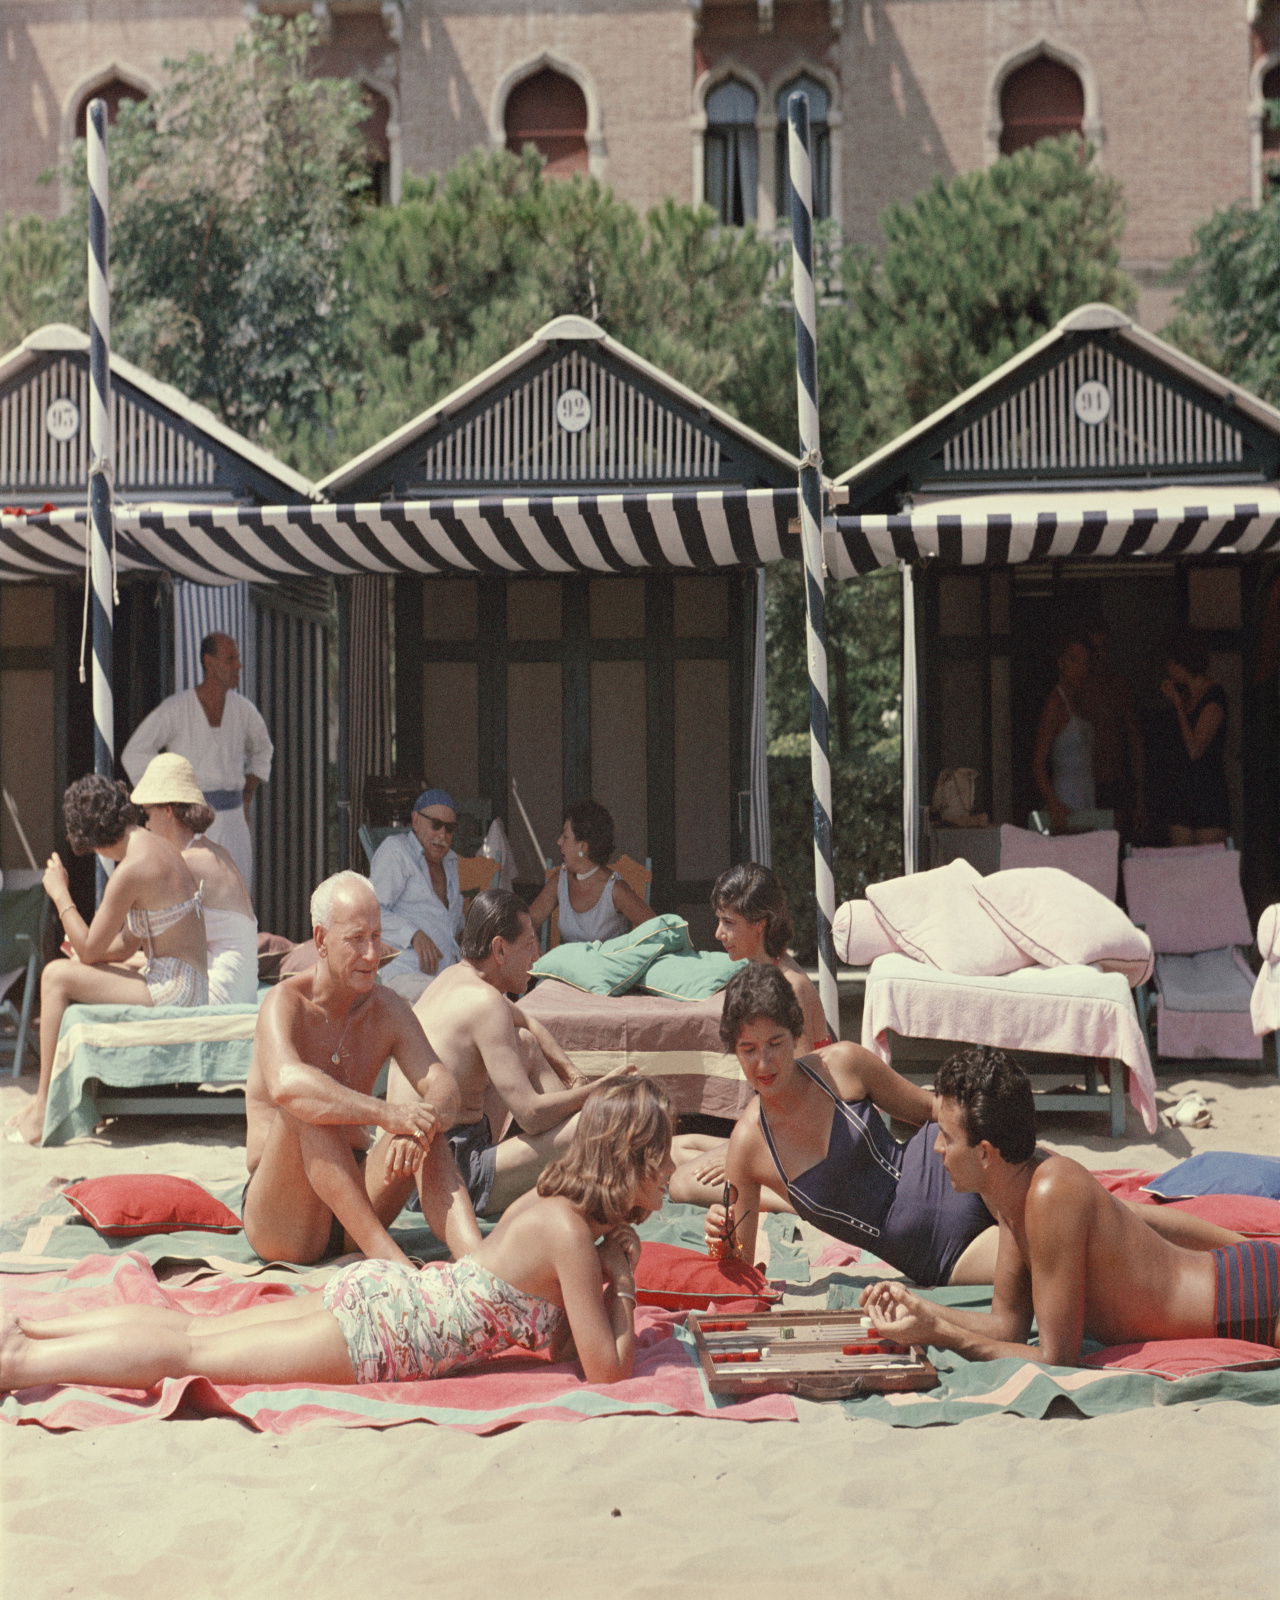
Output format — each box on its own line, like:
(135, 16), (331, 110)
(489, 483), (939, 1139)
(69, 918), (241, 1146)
(530, 913), (691, 997)
(641, 950), (747, 1002)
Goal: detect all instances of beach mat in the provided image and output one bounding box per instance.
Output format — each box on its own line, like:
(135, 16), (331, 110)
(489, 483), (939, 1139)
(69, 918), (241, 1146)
(0, 1187), (810, 1283)
(822, 1277), (1280, 1424)
(0, 1251), (795, 1434)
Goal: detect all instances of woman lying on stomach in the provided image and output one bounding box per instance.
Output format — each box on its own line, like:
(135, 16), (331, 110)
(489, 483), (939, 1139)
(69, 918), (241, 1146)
(1, 1079), (674, 1393)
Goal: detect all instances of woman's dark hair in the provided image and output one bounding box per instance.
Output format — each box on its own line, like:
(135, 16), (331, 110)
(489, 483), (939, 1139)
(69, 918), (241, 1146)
(711, 863), (793, 959)
(461, 888), (530, 962)
(63, 775), (137, 855)
(564, 799), (615, 869)
(935, 1046), (1036, 1164)
(1166, 630), (1211, 679)
(719, 961), (804, 1052)
(538, 1077), (674, 1228)
(169, 800), (217, 834)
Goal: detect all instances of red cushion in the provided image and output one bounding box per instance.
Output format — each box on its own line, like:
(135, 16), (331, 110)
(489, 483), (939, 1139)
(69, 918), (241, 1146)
(1083, 1339), (1280, 1379)
(1091, 1170), (1280, 1236)
(62, 1175), (241, 1237)
(633, 1242), (780, 1313)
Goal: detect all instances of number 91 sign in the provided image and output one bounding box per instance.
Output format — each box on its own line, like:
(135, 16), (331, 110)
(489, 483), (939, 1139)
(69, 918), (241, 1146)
(1073, 380), (1111, 426)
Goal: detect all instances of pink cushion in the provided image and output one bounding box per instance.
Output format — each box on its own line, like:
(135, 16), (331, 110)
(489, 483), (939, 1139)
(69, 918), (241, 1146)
(833, 899), (900, 966)
(998, 824), (1119, 901)
(973, 867), (1153, 986)
(1121, 849), (1252, 954)
(866, 859), (1032, 977)
(62, 1175), (241, 1237)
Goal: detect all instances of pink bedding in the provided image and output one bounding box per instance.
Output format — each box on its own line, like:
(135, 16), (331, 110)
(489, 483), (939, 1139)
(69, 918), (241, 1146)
(519, 980), (749, 1121)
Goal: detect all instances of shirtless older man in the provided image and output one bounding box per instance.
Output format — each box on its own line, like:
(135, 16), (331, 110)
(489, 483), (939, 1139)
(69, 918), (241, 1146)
(243, 870), (481, 1267)
(862, 1048), (1278, 1363)
(368, 888), (634, 1221)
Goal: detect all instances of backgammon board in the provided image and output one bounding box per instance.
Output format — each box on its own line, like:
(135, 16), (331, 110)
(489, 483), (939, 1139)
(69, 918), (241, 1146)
(687, 1309), (939, 1400)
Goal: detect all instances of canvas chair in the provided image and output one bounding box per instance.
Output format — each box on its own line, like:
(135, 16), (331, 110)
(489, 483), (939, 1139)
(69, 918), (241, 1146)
(0, 880), (49, 1076)
(455, 855), (500, 904)
(998, 824), (1121, 901)
(1121, 843), (1260, 1063)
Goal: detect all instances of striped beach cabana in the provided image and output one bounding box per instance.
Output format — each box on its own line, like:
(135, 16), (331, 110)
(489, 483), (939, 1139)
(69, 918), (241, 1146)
(830, 304), (1280, 913)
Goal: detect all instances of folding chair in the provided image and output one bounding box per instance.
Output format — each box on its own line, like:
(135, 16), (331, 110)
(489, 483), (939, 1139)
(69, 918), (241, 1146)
(0, 882), (49, 1076)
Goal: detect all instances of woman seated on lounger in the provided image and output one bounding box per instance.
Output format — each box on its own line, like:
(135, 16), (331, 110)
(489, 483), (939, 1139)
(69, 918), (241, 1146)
(700, 966), (1243, 1286)
(8, 774), (208, 1146)
(527, 799), (651, 944)
(1, 1079), (674, 1393)
(667, 863), (830, 1208)
(132, 753), (257, 1006)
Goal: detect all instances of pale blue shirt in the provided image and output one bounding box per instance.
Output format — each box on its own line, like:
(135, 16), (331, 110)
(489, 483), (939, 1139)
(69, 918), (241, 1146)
(369, 832), (464, 987)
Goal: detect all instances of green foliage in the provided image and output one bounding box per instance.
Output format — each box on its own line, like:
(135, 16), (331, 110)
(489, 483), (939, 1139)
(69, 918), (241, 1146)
(291, 152), (789, 473)
(50, 16), (369, 440)
(0, 212), (78, 354)
(1163, 186), (1280, 407)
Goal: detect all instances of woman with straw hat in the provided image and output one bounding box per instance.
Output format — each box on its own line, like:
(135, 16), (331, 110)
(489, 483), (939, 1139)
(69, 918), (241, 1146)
(131, 754), (258, 1007)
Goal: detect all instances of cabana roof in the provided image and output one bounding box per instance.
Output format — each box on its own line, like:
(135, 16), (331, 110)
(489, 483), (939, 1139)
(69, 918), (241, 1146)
(0, 324), (315, 507)
(318, 314), (801, 498)
(830, 304), (1280, 576)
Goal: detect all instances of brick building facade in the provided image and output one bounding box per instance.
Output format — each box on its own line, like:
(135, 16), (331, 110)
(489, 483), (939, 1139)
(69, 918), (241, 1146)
(4, 0), (1278, 329)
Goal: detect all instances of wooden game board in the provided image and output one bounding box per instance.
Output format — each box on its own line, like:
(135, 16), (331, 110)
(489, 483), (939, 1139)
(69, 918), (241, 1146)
(687, 1309), (939, 1400)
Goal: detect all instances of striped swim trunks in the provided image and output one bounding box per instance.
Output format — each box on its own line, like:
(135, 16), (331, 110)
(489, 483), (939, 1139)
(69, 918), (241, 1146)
(1212, 1239), (1280, 1346)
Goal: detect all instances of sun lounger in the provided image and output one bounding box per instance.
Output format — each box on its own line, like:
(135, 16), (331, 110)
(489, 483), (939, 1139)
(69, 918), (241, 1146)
(43, 1001), (258, 1146)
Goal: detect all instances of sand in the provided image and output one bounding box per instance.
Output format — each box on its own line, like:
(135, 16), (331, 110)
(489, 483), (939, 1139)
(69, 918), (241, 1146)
(2, 1066), (1278, 1600)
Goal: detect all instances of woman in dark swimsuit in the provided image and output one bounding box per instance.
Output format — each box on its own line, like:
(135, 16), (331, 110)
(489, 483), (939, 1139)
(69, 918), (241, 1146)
(704, 964), (998, 1287)
(1160, 631), (1231, 845)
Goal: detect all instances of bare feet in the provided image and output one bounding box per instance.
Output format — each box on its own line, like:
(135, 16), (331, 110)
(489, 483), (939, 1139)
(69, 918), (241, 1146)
(0, 1315), (31, 1390)
(6, 1102), (44, 1145)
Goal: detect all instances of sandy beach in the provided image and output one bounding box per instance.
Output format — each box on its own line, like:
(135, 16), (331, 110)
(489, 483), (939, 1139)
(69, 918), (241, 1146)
(2, 1065), (1278, 1600)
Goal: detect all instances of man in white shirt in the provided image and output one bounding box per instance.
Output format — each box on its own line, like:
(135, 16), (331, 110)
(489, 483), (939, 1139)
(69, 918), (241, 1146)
(121, 634), (272, 891)
(369, 788), (466, 1001)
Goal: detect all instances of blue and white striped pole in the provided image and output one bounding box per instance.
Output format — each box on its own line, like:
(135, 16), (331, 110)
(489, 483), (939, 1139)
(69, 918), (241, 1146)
(786, 91), (838, 1042)
(87, 98), (114, 899)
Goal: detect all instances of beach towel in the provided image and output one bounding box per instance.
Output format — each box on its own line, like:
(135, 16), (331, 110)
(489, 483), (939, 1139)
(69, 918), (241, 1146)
(0, 1251), (795, 1433)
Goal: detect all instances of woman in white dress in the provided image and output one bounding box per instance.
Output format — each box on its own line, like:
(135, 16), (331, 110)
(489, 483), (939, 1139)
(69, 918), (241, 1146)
(527, 800), (650, 945)
(131, 754), (258, 1005)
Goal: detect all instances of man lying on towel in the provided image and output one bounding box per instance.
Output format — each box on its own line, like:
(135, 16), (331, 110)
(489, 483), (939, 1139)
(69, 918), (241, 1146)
(862, 1047), (1278, 1363)
(367, 888), (635, 1222)
(243, 871), (482, 1267)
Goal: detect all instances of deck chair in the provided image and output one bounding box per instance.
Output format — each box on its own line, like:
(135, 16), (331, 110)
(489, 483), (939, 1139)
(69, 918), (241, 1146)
(455, 855), (499, 905)
(999, 824), (1120, 901)
(543, 855), (652, 950)
(0, 881), (49, 1076)
(1121, 844), (1260, 1062)
(357, 823), (399, 868)
(1027, 807), (1115, 836)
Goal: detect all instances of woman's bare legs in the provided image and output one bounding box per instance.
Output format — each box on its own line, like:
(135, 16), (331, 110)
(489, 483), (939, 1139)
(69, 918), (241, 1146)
(20, 1289), (323, 1340)
(2, 1290), (353, 1391)
(9, 958), (151, 1145)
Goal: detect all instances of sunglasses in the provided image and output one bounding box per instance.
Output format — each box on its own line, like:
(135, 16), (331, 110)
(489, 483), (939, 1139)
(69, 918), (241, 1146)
(417, 814), (456, 833)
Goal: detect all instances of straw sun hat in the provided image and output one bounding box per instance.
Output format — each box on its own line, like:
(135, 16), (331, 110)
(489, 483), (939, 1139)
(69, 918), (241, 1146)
(130, 753), (208, 809)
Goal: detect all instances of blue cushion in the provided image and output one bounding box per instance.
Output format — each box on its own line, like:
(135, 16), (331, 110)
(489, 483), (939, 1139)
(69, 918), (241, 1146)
(1145, 1152), (1280, 1201)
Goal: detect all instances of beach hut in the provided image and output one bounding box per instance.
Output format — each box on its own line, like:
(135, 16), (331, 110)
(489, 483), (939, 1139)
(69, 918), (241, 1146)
(3, 317), (804, 942)
(828, 304), (1280, 918)
(0, 324), (329, 938)
(317, 315), (802, 932)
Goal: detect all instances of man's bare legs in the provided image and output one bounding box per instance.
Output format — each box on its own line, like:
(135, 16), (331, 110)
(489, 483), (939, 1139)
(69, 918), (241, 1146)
(364, 1133), (484, 1258)
(9, 958), (150, 1145)
(242, 1112), (410, 1267)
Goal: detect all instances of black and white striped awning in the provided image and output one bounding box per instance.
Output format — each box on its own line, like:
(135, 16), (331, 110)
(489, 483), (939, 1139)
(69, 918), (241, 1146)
(0, 487), (802, 585)
(829, 489), (1280, 577)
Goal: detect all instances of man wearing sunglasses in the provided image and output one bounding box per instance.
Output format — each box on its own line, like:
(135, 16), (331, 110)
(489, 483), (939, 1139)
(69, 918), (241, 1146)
(369, 788), (466, 1001)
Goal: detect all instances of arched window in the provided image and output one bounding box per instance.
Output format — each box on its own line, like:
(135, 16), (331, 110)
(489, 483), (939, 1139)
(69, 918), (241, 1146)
(998, 57), (1085, 156)
(74, 76), (146, 139)
(1263, 62), (1280, 197)
(774, 75), (830, 222)
(705, 78), (758, 226)
(504, 68), (588, 178)
(361, 85), (392, 205)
